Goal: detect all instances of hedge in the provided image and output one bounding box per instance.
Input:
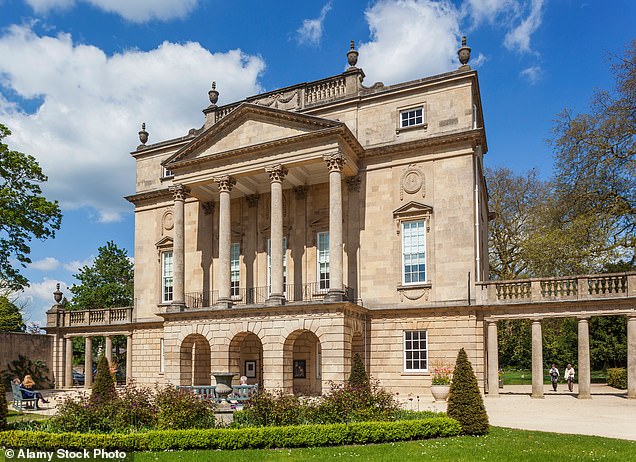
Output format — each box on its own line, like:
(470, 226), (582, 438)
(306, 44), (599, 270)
(607, 368), (627, 390)
(0, 417), (461, 452)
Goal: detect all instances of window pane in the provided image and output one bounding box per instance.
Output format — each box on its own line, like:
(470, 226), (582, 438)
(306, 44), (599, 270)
(404, 330), (428, 372)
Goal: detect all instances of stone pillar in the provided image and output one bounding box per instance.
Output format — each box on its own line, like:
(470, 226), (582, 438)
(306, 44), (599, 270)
(105, 336), (112, 365)
(628, 316), (636, 399)
(169, 184), (188, 307)
(486, 320), (499, 397)
(65, 337), (73, 389)
(84, 336), (93, 389)
(215, 176), (236, 305)
(577, 317), (592, 399)
(324, 153), (345, 301)
(531, 320), (544, 398)
(126, 334), (133, 385)
(266, 165), (287, 305)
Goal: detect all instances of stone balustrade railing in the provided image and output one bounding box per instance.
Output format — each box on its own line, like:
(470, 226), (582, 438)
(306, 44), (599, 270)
(476, 272), (636, 304)
(49, 306), (134, 328)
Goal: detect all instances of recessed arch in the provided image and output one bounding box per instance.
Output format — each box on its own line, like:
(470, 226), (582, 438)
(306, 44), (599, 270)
(179, 333), (211, 386)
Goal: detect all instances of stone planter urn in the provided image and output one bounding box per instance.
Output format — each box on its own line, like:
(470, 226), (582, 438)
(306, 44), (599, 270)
(431, 385), (450, 401)
(212, 372), (236, 401)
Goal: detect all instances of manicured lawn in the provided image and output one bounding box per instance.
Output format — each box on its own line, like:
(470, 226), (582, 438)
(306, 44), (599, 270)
(133, 427), (636, 462)
(7, 410), (49, 423)
(501, 369), (607, 385)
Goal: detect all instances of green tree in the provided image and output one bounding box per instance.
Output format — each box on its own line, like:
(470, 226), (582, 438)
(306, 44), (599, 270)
(447, 348), (489, 435)
(0, 380), (7, 430)
(348, 353), (369, 389)
(90, 355), (116, 406)
(70, 241), (133, 309)
(0, 294), (25, 332)
(551, 40), (636, 266)
(0, 124), (62, 291)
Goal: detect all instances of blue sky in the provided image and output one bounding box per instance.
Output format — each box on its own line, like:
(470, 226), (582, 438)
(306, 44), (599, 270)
(1, 0), (634, 325)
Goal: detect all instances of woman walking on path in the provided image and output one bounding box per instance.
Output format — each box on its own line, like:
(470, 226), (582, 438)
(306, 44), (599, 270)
(565, 364), (575, 392)
(549, 363), (560, 392)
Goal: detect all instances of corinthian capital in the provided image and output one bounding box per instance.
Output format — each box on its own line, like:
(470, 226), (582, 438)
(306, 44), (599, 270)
(265, 164), (288, 183)
(323, 153), (345, 172)
(169, 184), (189, 201)
(214, 175), (236, 193)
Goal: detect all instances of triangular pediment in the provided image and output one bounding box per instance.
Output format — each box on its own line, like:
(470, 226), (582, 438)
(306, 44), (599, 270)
(155, 236), (173, 249)
(165, 103), (343, 167)
(393, 201), (433, 218)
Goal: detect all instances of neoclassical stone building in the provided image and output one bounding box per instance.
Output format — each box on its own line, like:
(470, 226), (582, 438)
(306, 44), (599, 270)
(46, 39), (636, 398)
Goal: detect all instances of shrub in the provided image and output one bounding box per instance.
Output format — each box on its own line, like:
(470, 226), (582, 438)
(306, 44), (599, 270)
(51, 393), (114, 433)
(233, 389), (312, 427)
(447, 348), (489, 435)
(0, 417), (462, 451)
(112, 382), (157, 430)
(0, 380), (7, 430)
(607, 368), (627, 389)
(348, 353), (369, 389)
(154, 385), (217, 430)
(90, 356), (116, 406)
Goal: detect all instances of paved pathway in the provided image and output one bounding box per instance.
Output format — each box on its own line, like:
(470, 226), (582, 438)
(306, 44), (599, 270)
(10, 385), (636, 441)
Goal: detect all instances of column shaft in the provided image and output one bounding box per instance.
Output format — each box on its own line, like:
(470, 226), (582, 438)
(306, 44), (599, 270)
(65, 337), (73, 389)
(84, 337), (93, 388)
(105, 336), (113, 365)
(531, 320), (544, 398)
(578, 318), (591, 399)
(628, 316), (636, 399)
(324, 154), (345, 300)
(126, 335), (133, 385)
(170, 184), (187, 306)
(266, 166), (287, 304)
(487, 321), (499, 397)
(215, 176), (235, 304)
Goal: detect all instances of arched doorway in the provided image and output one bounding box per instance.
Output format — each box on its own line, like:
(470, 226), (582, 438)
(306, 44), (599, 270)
(284, 330), (322, 395)
(179, 334), (211, 386)
(229, 332), (263, 386)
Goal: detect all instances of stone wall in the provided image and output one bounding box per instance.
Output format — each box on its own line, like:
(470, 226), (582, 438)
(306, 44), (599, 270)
(0, 332), (54, 388)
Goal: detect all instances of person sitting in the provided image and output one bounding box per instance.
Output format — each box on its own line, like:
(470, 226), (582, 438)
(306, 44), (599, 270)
(20, 374), (49, 406)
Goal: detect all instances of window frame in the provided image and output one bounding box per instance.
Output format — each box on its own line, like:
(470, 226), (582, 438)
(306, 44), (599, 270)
(316, 231), (330, 292)
(403, 330), (428, 373)
(230, 242), (240, 298)
(397, 104), (427, 132)
(401, 220), (427, 285)
(161, 250), (174, 303)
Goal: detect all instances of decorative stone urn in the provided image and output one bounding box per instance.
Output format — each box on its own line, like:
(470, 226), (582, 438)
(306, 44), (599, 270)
(430, 385), (450, 401)
(212, 372), (236, 401)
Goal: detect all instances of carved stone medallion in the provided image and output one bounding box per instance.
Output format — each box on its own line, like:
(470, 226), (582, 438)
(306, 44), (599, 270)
(400, 164), (425, 200)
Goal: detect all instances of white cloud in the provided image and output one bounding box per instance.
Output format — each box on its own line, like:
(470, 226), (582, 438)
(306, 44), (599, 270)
(30, 257), (61, 271)
(24, 0), (198, 23)
(465, 0), (515, 25)
(18, 278), (70, 323)
(0, 25), (265, 221)
(296, 1), (333, 46)
(358, 0), (462, 85)
(520, 65), (542, 83)
(504, 0), (545, 53)
(63, 257), (95, 273)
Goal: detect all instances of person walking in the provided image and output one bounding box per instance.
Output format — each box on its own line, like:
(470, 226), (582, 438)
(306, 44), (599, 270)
(549, 363), (559, 392)
(564, 363), (575, 392)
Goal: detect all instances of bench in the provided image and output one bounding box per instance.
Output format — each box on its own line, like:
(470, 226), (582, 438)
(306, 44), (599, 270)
(177, 384), (258, 404)
(11, 383), (39, 411)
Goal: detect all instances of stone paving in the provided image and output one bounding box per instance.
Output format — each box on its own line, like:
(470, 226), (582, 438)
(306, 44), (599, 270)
(9, 384), (636, 441)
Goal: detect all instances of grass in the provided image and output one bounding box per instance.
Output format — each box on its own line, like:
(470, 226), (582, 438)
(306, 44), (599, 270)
(501, 369), (608, 385)
(132, 427), (636, 462)
(7, 410), (49, 423)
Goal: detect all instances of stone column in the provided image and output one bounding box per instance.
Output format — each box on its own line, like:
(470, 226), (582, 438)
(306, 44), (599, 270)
(105, 336), (112, 365)
(214, 176), (236, 305)
(84, 336), (93, 389)
(578, 317), (592, 399)
(324, 153), (345, 301)
(126, 334), (133, 385)
(486, 320), (499, 397)
(531, 320), (544, 398)
(266, 165), (287, 305)
(65, 337), (73, 389)
(169, 184), (188, 307)
(628, 316), (636, 399)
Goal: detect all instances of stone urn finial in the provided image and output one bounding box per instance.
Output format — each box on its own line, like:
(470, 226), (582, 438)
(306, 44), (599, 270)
(53, 283), (63, 304)
(347, 40), (358, 67)
(208, 81), (219, 106)
(138, 122), (149, 145)
(458, 35), (471, 69)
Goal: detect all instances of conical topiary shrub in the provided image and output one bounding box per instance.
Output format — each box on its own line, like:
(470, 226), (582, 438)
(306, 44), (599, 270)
(90, 355), (117, 406)
(446, 348), (489, 435)
(0, 380), (7, 430)
(348, 353), (370, 390)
